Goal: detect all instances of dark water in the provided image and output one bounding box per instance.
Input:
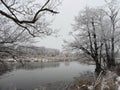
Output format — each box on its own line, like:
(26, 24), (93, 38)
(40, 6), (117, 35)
(0, 61), (95, 90)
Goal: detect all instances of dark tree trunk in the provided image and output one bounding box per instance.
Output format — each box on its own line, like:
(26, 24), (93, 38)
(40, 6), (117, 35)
(91, 18), (102, 73)
(107, 58), (115, 68)
(110, 37), (115, 67)
(95, 60), (102, 74)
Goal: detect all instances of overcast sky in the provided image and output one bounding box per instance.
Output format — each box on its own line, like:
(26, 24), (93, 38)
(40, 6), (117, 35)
(34, 0), (105, 50)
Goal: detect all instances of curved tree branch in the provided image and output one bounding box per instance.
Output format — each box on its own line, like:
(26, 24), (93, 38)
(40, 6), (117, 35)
(0, 0), (59, 24)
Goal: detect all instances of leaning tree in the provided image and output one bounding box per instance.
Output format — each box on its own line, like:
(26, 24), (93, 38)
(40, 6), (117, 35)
(66, 1), (120, 72)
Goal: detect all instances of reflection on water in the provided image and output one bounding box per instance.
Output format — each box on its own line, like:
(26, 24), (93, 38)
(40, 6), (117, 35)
(0, 61), (95, 90)
(16, 62), (60, 70)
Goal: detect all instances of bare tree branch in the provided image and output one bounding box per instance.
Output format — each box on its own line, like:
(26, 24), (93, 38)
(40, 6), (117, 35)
(0, 0), (59, 24)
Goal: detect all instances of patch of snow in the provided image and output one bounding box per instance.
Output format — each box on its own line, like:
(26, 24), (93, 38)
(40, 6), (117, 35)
(116, 77), (120, 81)
(88, 86), (93, 90)
(118, 86), (120, 90)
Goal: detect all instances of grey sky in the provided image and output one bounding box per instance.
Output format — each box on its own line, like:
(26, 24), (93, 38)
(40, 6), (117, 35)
(34, 0), (105, 50)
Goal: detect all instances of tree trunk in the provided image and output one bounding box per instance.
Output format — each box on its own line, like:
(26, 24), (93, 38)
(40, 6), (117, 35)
(95, 60), (102, 74)
(111, 37), (115, 66)
(108, 58), (115, 68)
(93, 56), (102, 74)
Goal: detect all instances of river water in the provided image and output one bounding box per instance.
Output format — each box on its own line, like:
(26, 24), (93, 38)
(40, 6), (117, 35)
(0, 61), (95, 90)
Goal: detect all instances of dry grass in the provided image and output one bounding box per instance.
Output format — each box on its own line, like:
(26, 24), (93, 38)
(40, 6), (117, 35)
(67, 79), (92, 90)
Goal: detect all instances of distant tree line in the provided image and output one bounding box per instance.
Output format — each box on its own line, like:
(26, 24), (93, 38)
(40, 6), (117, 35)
(16, 45), (61, 57)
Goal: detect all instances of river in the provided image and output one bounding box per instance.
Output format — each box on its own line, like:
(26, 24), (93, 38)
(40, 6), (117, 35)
(0, 61), (95, 90)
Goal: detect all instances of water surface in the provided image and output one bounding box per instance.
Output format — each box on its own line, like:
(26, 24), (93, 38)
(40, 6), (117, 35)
(0, 61), (95, 90)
